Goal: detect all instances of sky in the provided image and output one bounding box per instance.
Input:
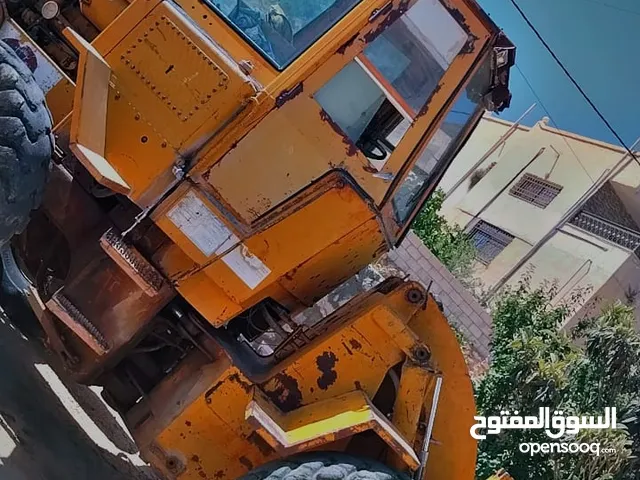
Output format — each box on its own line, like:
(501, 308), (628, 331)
(477, 0), (640, 147)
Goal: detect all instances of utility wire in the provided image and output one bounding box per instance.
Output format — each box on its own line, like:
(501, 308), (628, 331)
(574, 0), (640, 17)
(514, 64), (595, 182)
(508, 0), (640, 167)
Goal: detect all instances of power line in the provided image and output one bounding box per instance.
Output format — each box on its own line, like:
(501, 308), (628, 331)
(514, 64), (595, 182)
(508, 0), (640, 167)
(574, 0), (640, 17)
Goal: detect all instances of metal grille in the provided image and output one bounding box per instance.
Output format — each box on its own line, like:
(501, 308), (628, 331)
(570, 211), (640, 251)
(509, 173), (563, 208)
(469, 221), (515, 265)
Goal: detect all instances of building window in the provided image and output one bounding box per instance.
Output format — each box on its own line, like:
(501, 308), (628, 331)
(509, 173), (562, 208)
(469, 221), (514, 265)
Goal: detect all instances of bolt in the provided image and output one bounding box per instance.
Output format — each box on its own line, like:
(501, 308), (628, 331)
(172, 164), (185, 180)
(165, 457), (182, 475)
(406, 287), (425, 305)
(413, 345), (431, 364)
(238, 60), (254, 75)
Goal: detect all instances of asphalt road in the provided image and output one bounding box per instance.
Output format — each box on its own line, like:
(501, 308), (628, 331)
(0, 305), (158, 480)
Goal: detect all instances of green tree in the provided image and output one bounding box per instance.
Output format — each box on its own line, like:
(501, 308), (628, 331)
(412, 189), (477, 285)
(475, 280), (640, 480)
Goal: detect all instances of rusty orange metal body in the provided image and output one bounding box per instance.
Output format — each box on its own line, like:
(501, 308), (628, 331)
(2, 0), (514, 478)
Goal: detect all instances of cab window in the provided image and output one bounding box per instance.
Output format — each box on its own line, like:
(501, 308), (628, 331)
(314, 0), (469, 169)
(207, 0), (362, 69)
(391, 58), (492, 224)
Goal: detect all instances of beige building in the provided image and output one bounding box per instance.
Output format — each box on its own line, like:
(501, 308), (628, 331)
(439, 116), (640, 328)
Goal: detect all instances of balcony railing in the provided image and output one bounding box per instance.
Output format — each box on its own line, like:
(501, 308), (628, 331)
(569, 211), (640, 251)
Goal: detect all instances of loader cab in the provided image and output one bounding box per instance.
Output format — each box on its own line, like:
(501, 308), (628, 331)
(186, 0), (514, 242)
(2, 0), (513, 386)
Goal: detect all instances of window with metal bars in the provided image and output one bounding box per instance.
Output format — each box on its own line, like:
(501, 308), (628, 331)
(509, 173), (563, 208)
(469, 221), (514, 265)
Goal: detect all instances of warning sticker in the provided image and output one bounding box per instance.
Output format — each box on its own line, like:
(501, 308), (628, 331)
(222, 245), (272, 290)
(167, 191), (239, 257)
(168, 191), (271, 290)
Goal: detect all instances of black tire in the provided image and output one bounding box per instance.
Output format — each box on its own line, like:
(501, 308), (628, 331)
(239, 453), (411, 480)
(0, 40), (53, 245)
(0, 244), (42, 338)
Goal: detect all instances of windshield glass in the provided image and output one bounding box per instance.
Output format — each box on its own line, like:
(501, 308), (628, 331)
(207, 0), (362, 69)
(391, 59), (492, 224)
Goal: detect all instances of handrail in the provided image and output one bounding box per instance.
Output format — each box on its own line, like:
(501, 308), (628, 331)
(569, 211), (640, 251)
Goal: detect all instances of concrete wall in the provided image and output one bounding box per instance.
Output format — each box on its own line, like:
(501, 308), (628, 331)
(568, 253), (640, 330)
(441, 118), (634, 245)
(388, 231), (492, 360)
(438, 116), (640, 320)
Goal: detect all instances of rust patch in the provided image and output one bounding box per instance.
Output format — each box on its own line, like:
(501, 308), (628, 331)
(417, 84), (443, 118)
(440, 4), (478, 54)
(337, 33), (359, 55)
(355, 380), (362, 390)
(275, 83), (304, 108)
(185, 420), (192, 427)
(316, 351), (339, 390)
(363, 0), (410, 44)
(263, 373), (303, 412)
(214, 470), (224, 479)
(319, 109), (358, 157)
(204, 380), (224, 403)
(229, 373), (252, 393)
(342, 341), (353, 355)
(442, 4), (473, 36)
(191, 454), (200, 462)
(349, 339), (362, 351)
(239, 456), (254, 470)
(248, 431), (276, 456)
(460, 36), (479, 55)
(362, 165), (378, 174)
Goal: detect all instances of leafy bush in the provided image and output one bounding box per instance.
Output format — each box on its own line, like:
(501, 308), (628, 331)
(412, 189), (478, 285)
(475, 279), (640, 480)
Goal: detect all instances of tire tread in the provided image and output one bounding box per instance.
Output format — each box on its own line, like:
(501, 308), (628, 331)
(239, 453), (410, 480)
(0, 39), (53, 244)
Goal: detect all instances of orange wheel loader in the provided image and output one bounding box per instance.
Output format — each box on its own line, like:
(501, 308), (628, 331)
(0, 0), (514, 478)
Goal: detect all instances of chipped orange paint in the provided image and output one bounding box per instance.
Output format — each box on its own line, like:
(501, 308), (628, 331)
(34, 0), (506, 477)
(135, 281), (476, 479)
